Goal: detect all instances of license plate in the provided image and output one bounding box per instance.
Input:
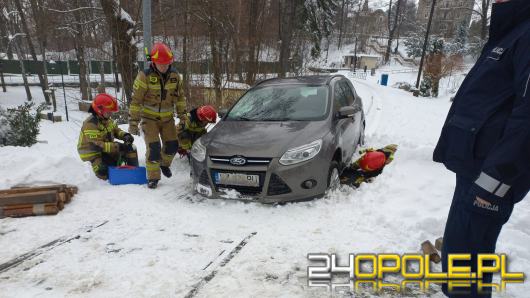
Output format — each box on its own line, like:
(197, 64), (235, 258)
(213, 172), (260, 187)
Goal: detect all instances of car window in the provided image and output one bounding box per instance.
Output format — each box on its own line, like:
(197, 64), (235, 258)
(333, 81), (349, 110)
(226, 85), (329, 121)
(340, 80), (355, 105)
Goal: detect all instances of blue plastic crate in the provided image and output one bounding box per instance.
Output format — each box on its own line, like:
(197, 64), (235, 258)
(108, 166), (148, 185)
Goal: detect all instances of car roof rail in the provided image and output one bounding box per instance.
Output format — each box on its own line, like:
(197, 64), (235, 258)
(326, 74), (344, 84)
(253, 77), (279, 87)
(253, 74), (344, 87)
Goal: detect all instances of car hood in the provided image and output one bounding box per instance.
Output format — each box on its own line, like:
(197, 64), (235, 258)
(201, 120), (329, 158)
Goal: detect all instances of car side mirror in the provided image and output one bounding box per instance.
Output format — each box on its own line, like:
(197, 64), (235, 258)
(218, 108), (228, 118)
(337, 106), (356, 119)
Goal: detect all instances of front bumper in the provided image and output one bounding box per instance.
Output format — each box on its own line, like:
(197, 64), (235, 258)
(190, 155), (330, 203)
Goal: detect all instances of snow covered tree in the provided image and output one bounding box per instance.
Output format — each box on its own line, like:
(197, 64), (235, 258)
(0, 102), (45, 147)
(446, 22), (469, 56)
(404, 30), (430, 58)
(100, 0), (138, 103)
(419, 76), (432, 97)
(468, 36), (487, 59)
(278, 0), (338, 77)
(303, 0), (338, 59)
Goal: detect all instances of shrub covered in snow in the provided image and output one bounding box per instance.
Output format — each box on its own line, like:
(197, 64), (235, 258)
(0, 108), (9, 145)
(0, 102), (46, 147)
(419, 76), (433, 97)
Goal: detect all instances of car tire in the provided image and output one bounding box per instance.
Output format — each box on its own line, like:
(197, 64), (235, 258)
(327, 161), (340, 191)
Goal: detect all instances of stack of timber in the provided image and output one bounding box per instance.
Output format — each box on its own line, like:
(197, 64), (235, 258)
(0, 184), (77, 218)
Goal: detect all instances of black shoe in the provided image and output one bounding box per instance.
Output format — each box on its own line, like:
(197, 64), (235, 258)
(148, 180), (159, 189)
(161, 166), (172, 178)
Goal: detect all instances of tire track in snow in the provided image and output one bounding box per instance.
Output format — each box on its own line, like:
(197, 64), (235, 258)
(350, 78), (383, 137)
(183, 232), (257, 298)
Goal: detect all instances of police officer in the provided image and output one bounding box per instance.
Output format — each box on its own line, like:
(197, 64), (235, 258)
(78, 93), (138, 180)
(433, 0), (530, 297)
(129, 42), (187, 189)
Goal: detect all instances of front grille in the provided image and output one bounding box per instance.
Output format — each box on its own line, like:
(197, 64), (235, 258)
(199, 170), (210, 185)
(209, 156), (271, 166)
(267, 174), (292, 196)
(210, 169), (265, 196)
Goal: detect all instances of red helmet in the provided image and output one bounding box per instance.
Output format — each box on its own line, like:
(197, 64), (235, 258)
(92, 93), (118, 117)
(197, 105), (217, 123)
(150, 42), (173, 65)
(359, 151), (386, 172)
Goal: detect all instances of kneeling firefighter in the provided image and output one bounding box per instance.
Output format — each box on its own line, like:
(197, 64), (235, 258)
(177, 105), (217, 159)
(128, 42), (188, 189)
(341, 144), (398, 187)
(77, 93), (138, 180)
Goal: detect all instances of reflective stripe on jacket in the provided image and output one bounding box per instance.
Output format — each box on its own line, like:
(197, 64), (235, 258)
(77, 115), (126, 161)
(129, 66), (187, 124)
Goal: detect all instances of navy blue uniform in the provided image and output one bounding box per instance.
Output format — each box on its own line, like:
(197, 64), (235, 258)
(433, 0), (530, 297)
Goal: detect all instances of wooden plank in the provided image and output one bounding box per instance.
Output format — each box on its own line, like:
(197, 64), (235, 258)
(1, 202), (58, 210)
(421, 240), (441, 264)
(0, 204), (59, 218)
(0, 190), (58, 207)
(4, 184), (77, 203)
(6, 184), (68, 193)
(435, 237), (443, 252)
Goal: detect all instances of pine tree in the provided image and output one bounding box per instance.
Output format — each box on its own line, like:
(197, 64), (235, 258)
(419, 76), (432, 97)
(303, 0), (339, 59)
(446, 22), (469, 55)
(0, 103), (45, 147)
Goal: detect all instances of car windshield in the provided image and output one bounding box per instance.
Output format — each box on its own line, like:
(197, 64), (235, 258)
(225, 85), (329, 121)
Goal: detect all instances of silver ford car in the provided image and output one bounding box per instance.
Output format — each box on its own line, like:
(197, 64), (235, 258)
(189, 75), (365, 203)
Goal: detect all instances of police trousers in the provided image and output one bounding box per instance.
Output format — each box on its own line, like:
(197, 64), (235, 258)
(442, 175), (514, 298)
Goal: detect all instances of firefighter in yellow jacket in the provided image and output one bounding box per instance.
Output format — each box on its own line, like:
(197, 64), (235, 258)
(341, 144), (398, 187)
(177, 105), (217, 158)
(78, 93), (138, 180)
(128, 42), (187, 189)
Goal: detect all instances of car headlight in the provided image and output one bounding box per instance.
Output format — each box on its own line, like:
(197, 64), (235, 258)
(279, 139), (322, 165)
(191, 138), (206, 162)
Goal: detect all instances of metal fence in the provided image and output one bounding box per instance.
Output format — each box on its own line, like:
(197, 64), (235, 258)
(347, 71), (368, 80)
(0, 59), (284, 76)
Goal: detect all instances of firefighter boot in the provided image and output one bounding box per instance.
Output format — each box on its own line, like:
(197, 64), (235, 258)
(160, 166), (172, 178)
(148, 179), (159, 189)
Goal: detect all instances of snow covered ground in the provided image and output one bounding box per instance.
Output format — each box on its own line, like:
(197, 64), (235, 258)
(0, 74), (529, 297)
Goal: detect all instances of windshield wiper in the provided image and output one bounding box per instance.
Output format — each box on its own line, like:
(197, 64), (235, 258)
(231, 116), (253, 121)
(261, 118), (291, 121)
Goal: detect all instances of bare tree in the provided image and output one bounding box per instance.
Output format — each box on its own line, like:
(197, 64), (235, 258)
(474, 0), (491, 41)
(1, 2), (32, 101)
(385, 0), (402, 64)
(100, 0), (138, 103)
(14, 0), (50, 104)
(246, 0), (267, 85)
(278, 0), (298, 78)
(337, 0), (347, 49)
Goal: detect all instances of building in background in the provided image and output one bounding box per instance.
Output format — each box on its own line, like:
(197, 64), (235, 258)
(343, 53), (381, 70)
(416, 0), (474, 38)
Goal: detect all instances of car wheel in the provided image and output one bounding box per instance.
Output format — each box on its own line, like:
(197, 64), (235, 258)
(327, 161), (340, 191)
